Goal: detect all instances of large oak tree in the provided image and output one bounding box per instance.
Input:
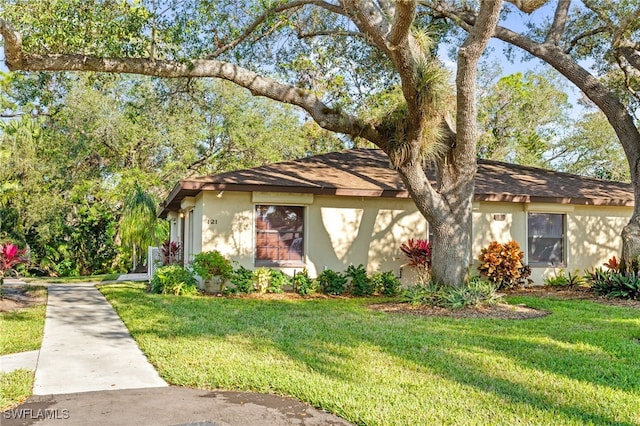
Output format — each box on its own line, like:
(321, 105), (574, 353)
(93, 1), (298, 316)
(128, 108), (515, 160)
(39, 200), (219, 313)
(423, 0), (640, 271)
(1, 0), (529, 286)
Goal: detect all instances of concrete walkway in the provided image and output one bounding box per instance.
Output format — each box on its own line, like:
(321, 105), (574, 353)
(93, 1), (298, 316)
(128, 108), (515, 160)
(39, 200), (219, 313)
(33, 283), (167, 394)
(0, 350), (39, 373)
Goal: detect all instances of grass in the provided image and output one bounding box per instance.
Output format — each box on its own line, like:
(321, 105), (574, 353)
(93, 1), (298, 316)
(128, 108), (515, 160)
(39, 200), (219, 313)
(101, 283), (640, 425)
(1, 299), (46, 355)
(0, 288), (47, 411)
(23, 273), (120, 284)
(0, 370), (34, 410)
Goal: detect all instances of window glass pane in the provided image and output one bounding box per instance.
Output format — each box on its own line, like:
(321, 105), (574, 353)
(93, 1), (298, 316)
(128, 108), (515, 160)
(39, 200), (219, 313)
(256, 205), (304, 265)
(528, 213), (564, 265)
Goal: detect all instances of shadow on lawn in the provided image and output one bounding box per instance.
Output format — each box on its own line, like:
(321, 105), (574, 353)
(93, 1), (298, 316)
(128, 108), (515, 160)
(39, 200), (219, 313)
(104, 285), (640, 425)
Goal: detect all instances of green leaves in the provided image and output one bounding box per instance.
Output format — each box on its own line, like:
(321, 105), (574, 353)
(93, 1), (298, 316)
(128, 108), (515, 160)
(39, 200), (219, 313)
(4, 0), (152, 57)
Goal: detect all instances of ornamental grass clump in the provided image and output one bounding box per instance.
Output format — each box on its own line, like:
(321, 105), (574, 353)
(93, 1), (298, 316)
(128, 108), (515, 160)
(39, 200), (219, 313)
(477, 240), (531, 289)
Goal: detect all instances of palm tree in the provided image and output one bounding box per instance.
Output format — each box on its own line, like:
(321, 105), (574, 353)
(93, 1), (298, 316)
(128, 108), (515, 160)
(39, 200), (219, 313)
(120, 184), (167, 271)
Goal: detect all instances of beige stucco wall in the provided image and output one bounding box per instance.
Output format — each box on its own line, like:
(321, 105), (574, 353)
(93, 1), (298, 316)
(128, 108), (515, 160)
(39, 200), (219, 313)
(307, 195), (427, 279)
(194, 191), (426, 282)
(472, 201), (631, 284)
(185, 191), (632, 286)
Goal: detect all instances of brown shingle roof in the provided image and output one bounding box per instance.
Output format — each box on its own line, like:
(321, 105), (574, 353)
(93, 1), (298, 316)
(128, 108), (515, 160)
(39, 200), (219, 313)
(160, 148), (633, 217)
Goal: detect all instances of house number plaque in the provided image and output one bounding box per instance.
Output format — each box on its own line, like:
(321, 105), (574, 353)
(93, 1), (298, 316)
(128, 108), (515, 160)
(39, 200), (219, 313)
(207, 219), (218, 225)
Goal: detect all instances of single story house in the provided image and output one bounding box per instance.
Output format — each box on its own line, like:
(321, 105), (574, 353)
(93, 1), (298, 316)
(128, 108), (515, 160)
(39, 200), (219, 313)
(159, 148), (634, 284)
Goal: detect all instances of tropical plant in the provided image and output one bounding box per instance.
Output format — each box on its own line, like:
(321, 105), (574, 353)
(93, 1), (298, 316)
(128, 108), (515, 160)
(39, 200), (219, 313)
(120, 184), (168, 270)
(0, 241), (28, 297)
(544, 269), (569, 287)
(192, 251), (233, 281)
(268, 269), (290, 294)
(604, 256), (621, 272)
(161, 240), (181, 266)
(371, 271), (402, 297)
(346, 264), (374, 296)
(399, 239), (432, 270)
(150, 264), (198, 296)
(477, 241), (531, 289)
(317, 269), (348, 296)
(292, 269), (316, 296)
(587, 268), (640, 300)
(401, 277), (500, 308)
(229, 266), (254, 294)
(252, 267), (271, 294)
(441, 277), (500, 309)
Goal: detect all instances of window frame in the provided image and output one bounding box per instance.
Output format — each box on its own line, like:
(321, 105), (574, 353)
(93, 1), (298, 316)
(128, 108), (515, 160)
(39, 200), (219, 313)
(526, 212), (566, 267)
(254, 204), (306, 267)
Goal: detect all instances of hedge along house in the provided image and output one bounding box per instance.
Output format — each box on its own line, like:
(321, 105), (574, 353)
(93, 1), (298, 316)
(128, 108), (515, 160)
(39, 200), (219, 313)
(159, 149), (634, 284)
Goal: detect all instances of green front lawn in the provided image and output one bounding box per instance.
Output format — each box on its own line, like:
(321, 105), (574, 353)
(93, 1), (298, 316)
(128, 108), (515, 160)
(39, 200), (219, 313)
(0, 289), (47, 411)
(102, 283), (640, 425)
(23, 273), (120, 284)
(1, 300), (46, 355)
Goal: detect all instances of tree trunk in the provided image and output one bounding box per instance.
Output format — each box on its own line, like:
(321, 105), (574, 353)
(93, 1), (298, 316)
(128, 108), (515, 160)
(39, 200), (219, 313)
(430, 205), (473, 288)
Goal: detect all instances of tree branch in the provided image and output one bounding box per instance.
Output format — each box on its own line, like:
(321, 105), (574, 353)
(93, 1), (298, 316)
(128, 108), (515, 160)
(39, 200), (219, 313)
(387, 1), (417, 49)
(0, 19), (23, 68)
(455, 0), (503, 165)
(296, 29), (364, 39)
(564, 26), (609, 54)
(545, 0), (571, 45)
(618, 46), (640, 72)
(0, 23), (383, 147)
(205, 0), (346, 59)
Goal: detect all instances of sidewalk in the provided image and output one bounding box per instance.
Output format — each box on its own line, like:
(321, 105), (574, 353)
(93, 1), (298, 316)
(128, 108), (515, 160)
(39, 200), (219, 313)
(33, 283), (167, 394)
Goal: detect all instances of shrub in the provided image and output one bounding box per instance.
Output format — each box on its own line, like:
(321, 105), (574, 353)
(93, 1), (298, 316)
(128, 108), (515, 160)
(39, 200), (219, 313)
(371, 271), (402, 297)
(268, 269), (290, 293)
(318, 269), (348, 295)
(230, 266), (254, 294)
(150, 265), (198, 296)
(477, 241), (531, 289)
(192, 251), (233, 281)
(346, 264), (374, 296)
(292, 269), (316, 296)
(253, 267), (271, 294)
(587, 268), (640, 300)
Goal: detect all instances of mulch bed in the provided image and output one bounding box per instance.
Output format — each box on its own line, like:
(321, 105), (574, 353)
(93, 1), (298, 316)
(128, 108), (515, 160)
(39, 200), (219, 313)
(368, 286), (640, 320)
(0, 286), (47, 313)
(368, 302), (549, 320)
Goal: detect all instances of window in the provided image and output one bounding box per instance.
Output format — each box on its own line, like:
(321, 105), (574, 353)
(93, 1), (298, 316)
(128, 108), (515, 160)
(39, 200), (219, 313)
(255, 205), (304, 266)
(528, 213), (564, 266)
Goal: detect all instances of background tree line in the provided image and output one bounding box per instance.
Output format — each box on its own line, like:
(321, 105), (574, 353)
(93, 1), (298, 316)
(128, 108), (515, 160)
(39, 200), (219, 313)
(0, 73), (344, 275)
